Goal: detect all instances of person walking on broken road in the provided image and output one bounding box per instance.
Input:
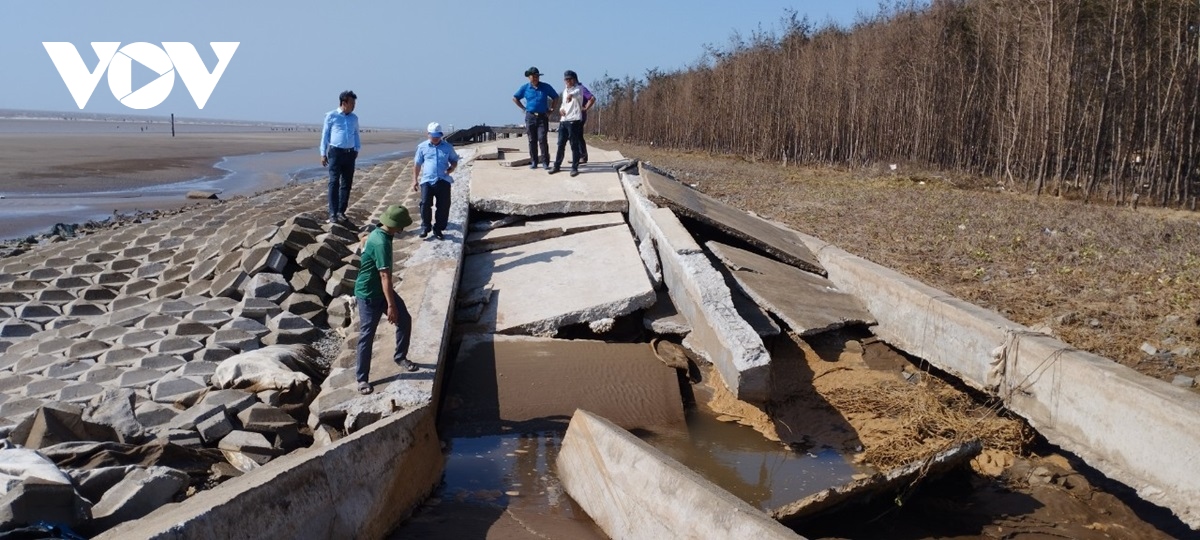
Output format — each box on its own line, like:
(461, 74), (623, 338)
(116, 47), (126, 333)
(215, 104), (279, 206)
(319, 90), (361, 225)
(354, 205), (416, 395)
(412, 122), (460, 240)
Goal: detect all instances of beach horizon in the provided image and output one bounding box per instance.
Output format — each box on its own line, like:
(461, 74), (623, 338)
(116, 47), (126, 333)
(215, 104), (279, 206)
(0, 117), (424, 240)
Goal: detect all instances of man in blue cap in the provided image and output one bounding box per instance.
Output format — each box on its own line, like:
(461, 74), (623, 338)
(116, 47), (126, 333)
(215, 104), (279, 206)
(354, 204), (415, 394)
(411, 122), (460, 240)
(512, 67), (559, 170)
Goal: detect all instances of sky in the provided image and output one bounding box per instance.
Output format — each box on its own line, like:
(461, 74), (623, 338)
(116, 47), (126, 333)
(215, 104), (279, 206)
(0, 0), (887, 130)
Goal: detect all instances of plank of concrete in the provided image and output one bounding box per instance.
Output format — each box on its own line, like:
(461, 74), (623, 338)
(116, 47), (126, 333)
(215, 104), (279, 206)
(621, 171), (772, 403)
(460, 225), (656, 336)
(708, 241), (875, 336)
(441, 335), (685, 436)
(465, 213), (625, 254)
(796, 231), (1200, 529)
(470, 158), (628, 217)
(557, 410), (802, 540)
(639, 164), (824, 276)
(771, 440), (981, 523)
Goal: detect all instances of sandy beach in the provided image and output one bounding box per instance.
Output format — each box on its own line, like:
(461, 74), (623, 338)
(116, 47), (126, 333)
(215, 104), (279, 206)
(0, 128), (422, 239)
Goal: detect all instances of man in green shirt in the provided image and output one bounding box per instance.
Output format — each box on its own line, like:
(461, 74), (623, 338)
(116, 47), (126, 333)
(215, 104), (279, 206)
(354, 204), (415, 394)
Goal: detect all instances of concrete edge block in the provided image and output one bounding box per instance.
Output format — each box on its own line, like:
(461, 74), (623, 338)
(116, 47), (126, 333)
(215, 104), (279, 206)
(557, 409), (802, 540)
(793, 231), (1200, 529)
(620, 172), (770, 403)
(96, 405), (443, 540)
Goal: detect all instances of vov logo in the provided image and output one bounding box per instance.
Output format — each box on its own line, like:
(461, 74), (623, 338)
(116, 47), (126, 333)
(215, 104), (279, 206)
(43, 42), (239, 110)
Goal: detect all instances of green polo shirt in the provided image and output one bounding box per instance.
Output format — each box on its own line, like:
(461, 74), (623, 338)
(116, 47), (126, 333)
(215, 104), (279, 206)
(354, 228), (393, 299)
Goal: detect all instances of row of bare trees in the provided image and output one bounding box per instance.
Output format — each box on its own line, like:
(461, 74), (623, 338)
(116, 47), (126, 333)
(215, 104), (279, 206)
(589, 0), (1200, 206)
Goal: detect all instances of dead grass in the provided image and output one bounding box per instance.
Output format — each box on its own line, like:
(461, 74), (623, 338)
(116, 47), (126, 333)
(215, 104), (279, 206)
(598, 139), (1200, 383)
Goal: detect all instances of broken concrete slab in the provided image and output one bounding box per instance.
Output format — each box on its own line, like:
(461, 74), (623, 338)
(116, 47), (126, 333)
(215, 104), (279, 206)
(90, 466), (189, 531)
(0, 451), (91, 531)
(772, 440), (981, 522)
(442, 334), (684, 436)
(709, 241), (875, 336)
(464, 213), (626, 254)
(459, 226), (656, 336)
(622, 172), (772, 402)
(470, 160), (628, 217)
(639, 164), (825, 275)
(557, 409), (801, 540)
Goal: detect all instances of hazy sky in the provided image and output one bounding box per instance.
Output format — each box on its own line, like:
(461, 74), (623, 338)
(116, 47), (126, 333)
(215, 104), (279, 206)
(0, 0), (886, 129)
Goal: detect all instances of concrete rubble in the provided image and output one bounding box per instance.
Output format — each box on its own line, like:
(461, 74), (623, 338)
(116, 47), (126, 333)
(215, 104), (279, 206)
(470, 158), (628, 216)
(708, 241), (876, 336)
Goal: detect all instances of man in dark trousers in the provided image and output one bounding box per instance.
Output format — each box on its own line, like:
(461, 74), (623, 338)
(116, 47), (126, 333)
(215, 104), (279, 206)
(512, 67), (559, 170)
(411, 122), (460, 240)
(319, 90), (360, 224)
(354, 205), (416, 395)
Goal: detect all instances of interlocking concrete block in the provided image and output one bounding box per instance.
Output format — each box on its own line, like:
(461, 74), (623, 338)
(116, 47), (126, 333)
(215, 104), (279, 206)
(223, 317), (270, 337)
(263, 312), (318, 344)
(36, 337), (73, 355)
(150, 376), (207, 405)
(0, 475), (92, 532)
(46, 359), (95, 380)
(138, 355), (188, 372)
(67, 339), (110, 360)
(175, 360), (219, 384)
(156, 300), (195, 318)
(0, 373), (32, 394)
(106, 307), (150, 328)
(196, 407), (234, 443)
(151, 336), (204, 358)
(48, 318), (80, 331)
(9, 280), (43, 293)
(171, 321), (215, 340)
(235, 298), (282, 322)
(117, 369), (166, 390)
(203, 297), (240, 312)
(132, 262), (167, 281)
(209, 328), (260, 353)
(14, 355), (59, 376)
(281, 293), (323, 318)
(86, 388), (144, 443)
(23, 378), (69, 399)
(150, 281), (186, 300)
(188, 309), (233, 327)
(169, 247), (200, 266)
(272, 224), (317, 254)
(35, 289), (76, 306)
(0, 319), (39, 339)
(43, 257), (73, 269)
(97, 347), (144, 367)
(189, 258), (218, 282)
(241, 245), (274, 275)
(28, 268), (63, 281)
(245, 273), (291, 303)
(56, 381), (105, 404)
(62, 299), (106, 317)
(90, 466), (189, 531)
(324, 266), (356, 298)
(215, 251), (244, 275)
(195, 347), (235, 363)
(218, 429), (275, 461)
(210, 270), (247, 299)
(146, 248), (174, 263)
(108, 259), (141, 273)
(183, 279), (213, 298)
(111, 295), (152, 313)
(119, 281), (157, 299)
(81, 364), (123, 384)
(119, 329), (166, 348)
(289, 268), (328, 300)
(95, 271), (131, 287)
(80, 285), (118, 304)
(55, 323), (96, 342)
(0, 291), (30, 307)
(15, 302), (60, 323)
(200, 389), (257, 416)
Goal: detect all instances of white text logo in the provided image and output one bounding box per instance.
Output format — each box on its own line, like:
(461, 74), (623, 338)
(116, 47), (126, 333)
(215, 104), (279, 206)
(43, 42), (240, 110)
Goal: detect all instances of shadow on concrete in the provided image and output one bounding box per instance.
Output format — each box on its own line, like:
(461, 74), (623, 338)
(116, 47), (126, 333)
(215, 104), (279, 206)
(490, 248), (573, 274)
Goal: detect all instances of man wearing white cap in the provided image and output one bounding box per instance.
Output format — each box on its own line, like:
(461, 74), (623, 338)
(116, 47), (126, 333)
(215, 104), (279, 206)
(412, 122), (460, 240)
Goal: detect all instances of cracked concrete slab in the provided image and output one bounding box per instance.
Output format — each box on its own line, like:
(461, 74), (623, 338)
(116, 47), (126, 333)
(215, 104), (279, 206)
(639, 164), (825, 276)
(465, 213), (625, 254)
(460, 225), (656, 336)
(470, 158), (627, 217)
(708, 241), (875, 336)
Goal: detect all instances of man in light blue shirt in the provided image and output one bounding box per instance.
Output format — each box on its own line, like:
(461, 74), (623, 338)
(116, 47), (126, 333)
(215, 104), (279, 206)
(411, 122), (460, 240)
(319, 90), (361, 224)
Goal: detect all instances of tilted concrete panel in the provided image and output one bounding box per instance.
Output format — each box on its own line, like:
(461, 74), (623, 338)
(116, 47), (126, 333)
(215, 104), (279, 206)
(557, 410), (803, 540)
(621, 172), (771, 403)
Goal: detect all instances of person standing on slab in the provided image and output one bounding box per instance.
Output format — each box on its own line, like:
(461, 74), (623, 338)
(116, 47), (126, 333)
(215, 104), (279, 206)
(319, 90), (361, 224)
(576, 78), (596, 164)
(412, 122), (460, 241)
(550, 70), (585, 177)
(354, 205), (416, 395)
(512, 67), (559, 170)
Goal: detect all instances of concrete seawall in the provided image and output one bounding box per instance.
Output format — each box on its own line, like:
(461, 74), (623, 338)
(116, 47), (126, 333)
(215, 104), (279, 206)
(795, 231), (1200, 529)
(98, 404), (442, 539)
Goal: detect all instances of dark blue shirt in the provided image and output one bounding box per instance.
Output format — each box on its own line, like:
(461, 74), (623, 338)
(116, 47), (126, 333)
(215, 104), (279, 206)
(513, 82), (559, 114)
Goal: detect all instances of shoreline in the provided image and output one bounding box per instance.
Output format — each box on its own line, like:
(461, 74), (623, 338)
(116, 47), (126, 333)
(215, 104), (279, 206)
(0, 130), (423, 241)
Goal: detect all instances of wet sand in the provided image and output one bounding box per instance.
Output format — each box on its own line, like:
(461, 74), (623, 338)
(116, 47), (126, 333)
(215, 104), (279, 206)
(0, 130), (420, 239)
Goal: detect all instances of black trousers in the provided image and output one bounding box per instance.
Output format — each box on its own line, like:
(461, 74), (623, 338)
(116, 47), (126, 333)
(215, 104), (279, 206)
(525, 111), (550, 166)
(419, 180), (451, 233)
